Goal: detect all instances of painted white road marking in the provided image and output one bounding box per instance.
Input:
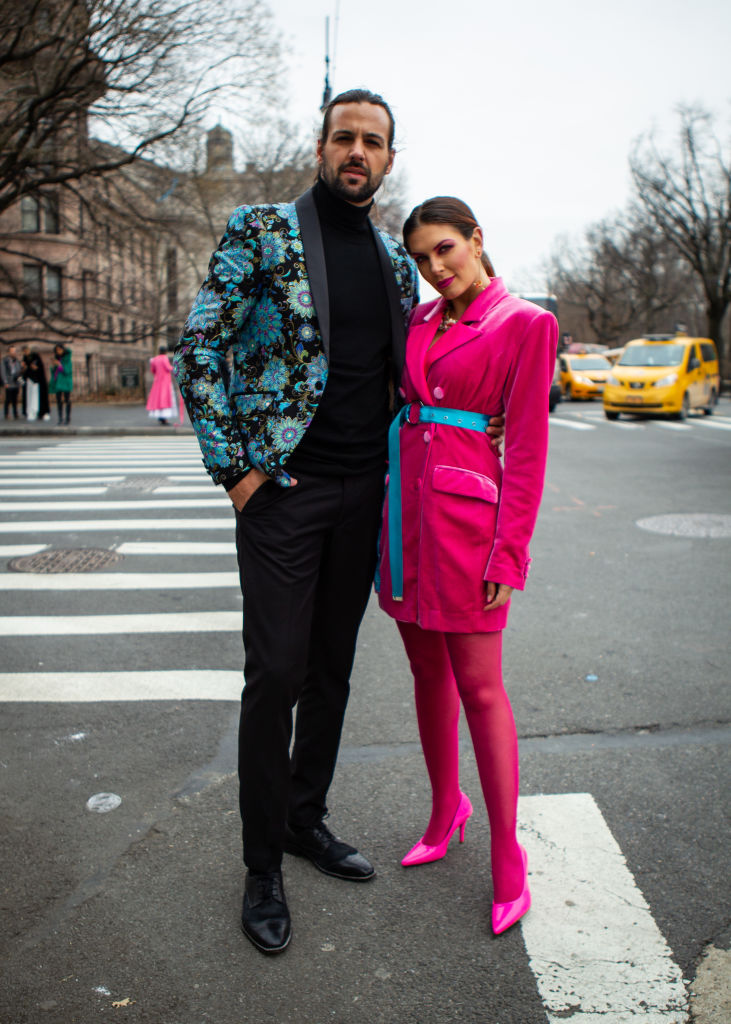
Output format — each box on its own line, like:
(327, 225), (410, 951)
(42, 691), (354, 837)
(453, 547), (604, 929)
(693, 418), (731, 431)
(0, 671), (241, 701)
(0, 458), (203, 467)
(0, 497), (230, 512)
(0, 518), (233, 533)
(0, 487), (109, 496)
(116, 542), (236, 555)
(549, 418), (596, 431)
(0, 544), (47, 557)
(0, 468), (203, 477)
(519, 793), (688, 1023)
(0, 611), (241, 635)
(0, 477), (127, 486)
(654, 422), (692, 431)
(152, 485), (217, 493)
(0, 571), (239, 590)
(609, 420), (644, 429)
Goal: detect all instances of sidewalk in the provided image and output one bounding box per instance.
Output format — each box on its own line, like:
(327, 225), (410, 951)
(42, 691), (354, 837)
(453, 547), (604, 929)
(0, 401), (193, 436)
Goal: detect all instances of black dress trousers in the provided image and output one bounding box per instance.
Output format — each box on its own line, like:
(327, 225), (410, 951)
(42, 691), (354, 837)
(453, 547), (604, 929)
(234, 468), (385, 873)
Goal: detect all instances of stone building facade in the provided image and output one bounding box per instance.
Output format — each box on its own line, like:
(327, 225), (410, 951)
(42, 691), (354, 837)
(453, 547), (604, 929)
(0, 125), (315, 399)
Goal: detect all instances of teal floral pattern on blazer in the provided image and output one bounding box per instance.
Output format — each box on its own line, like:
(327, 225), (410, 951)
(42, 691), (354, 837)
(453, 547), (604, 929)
(174, 196), (418, 485)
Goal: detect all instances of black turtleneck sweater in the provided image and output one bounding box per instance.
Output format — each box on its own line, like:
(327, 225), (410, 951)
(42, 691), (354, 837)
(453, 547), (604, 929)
(286, 178), (392, 477)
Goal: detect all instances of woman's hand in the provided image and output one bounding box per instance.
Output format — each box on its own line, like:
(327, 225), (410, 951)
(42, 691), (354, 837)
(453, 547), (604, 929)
(486, 413), (504, 454)
(484, 581), (513, 610)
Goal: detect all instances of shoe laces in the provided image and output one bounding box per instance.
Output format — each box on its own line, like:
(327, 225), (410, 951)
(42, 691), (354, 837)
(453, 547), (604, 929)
(250, 872), (284, 903)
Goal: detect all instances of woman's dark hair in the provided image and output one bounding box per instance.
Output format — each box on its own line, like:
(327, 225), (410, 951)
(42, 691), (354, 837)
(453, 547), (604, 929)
(403, 197), (496, 277)
(320, 88), (395, 150)
(159, 343), (168, 354)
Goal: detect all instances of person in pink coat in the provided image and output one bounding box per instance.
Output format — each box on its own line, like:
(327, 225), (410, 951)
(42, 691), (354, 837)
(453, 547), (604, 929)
(146, 344), (175, 425)
(378, 197), (557, 935)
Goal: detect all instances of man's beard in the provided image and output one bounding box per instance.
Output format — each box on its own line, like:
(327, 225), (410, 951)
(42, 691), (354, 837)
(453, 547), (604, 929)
(320, 160), (382, 204)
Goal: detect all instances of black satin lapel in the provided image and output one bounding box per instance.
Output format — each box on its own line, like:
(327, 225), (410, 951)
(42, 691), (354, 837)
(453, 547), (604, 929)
(295, 189), (330, 361)
(370, 224), (406, 381)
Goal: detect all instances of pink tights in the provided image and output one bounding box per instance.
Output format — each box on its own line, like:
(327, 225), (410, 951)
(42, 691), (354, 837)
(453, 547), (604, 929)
(397, 622), (524, 903)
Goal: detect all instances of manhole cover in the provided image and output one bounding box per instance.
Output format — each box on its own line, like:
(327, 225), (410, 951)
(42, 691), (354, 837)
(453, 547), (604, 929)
(636, 513), (731, 538)
(8, 549), (123, 573)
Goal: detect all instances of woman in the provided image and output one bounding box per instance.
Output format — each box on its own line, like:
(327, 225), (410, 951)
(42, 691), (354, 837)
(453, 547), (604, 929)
(146, 344), (175, 425)
(49, 344), (73, 424)
(25, 350), (50, 421)
(379, 198), (557, 935)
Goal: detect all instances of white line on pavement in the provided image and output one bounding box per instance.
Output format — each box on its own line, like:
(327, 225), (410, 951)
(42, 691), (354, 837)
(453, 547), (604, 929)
(116, 542), (236, 555)
(0, 544), (47, 557)
(0, 497), (230, 512)
(0, 518), (233, 533)
(152, 485), (217, 493)
(693, 418), (731, 431)
(0, 477), (127, 485)
(0, 571), (239, 590)
(609, 420), (644, 429)
(654, 422), (692, 431)
(519, 793), (688, 1023)
(0, 671), (241, 702)
(549, 418), (596, 431)
(0, 487), (109, 497)
(0, 611), (240, 635)
(0, 468), (203, 477)
(0, 458), (203, 466)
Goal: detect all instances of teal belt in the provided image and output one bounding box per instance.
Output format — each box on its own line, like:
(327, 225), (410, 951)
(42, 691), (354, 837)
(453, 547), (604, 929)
(387, 403), (495, 600)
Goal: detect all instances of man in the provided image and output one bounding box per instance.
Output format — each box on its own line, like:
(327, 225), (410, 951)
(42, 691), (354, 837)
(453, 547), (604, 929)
(1, 345), (22, 419)
(176, 88), (500, 955)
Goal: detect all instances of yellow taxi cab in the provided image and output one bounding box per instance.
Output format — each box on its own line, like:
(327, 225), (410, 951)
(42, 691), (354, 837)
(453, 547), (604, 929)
(558, 353), (612, 400)
(603, 334), (720, 420)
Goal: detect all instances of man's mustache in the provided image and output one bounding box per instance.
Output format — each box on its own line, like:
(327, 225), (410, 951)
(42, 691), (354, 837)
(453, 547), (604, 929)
(340, 161), (369, 175)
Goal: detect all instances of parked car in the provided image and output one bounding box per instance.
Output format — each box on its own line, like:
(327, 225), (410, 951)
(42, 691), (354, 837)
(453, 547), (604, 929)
(603, 334), (720, 420)
(559, 354), (612, 400)
(549, 361), (562, 412)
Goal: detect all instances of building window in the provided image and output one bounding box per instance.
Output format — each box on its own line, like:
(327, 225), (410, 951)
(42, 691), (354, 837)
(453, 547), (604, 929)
(22, 264), (43, 314)
(107, 316), (114, 341)
(21, 194), (60, 233)
(119, 318), (125, 342)
(21, 196), (40, 232)
(46, 266), (62, 315)
(43, 194), (60, 234)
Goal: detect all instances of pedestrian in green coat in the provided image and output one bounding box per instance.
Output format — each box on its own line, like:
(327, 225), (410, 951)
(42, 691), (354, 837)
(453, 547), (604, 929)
(49, 345), (73, 424)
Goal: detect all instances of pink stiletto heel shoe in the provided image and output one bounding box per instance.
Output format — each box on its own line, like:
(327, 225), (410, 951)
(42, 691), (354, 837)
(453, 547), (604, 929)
(401, 792), (473, 867)
(491, 844), (531, 934)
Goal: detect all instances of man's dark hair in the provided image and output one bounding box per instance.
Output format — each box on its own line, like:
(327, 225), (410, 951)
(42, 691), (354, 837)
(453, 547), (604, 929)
(320, 89), (395, 150)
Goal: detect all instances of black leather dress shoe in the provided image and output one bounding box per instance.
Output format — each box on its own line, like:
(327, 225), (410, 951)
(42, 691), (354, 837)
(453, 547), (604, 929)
(283, 821), (376, 881)
(241, 870), (291, 954)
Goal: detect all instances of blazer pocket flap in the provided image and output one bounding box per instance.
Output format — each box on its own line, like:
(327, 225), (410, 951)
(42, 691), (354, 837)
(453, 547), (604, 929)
(432, 465), (498, 503)
(230, 391), (275, 416)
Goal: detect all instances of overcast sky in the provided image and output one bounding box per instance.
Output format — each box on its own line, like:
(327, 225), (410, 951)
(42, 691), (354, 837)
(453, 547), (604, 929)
(259, 0), (730, 292)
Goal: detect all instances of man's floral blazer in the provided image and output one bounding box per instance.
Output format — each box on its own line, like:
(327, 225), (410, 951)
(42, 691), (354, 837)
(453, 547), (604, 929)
(174, 188), (419, 487)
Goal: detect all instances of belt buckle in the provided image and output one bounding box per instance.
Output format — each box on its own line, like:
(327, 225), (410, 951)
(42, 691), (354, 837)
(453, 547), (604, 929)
(407, 403), (422, 425)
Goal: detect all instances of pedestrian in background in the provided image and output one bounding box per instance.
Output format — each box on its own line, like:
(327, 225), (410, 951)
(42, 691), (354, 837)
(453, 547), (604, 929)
(49, 344), (73, 425)
(25, 350), (50, 421)
(1, 345), (22, 419)
(378, 196), (557, 935)
(146, 344), (175, 425)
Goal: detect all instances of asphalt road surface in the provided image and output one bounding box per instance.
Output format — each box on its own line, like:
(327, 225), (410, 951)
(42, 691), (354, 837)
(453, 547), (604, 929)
(1, 399), (729, 1024)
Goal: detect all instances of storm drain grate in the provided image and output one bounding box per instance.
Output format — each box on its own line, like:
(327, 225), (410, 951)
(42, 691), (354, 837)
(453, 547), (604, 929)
(109, 475), (169, 491)
(8, 549), (123, 573)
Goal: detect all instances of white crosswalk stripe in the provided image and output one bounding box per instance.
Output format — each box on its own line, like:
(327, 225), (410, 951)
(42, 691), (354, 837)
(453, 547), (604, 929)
(0, 517), (233, 532)
(549, 417), (596, 431)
